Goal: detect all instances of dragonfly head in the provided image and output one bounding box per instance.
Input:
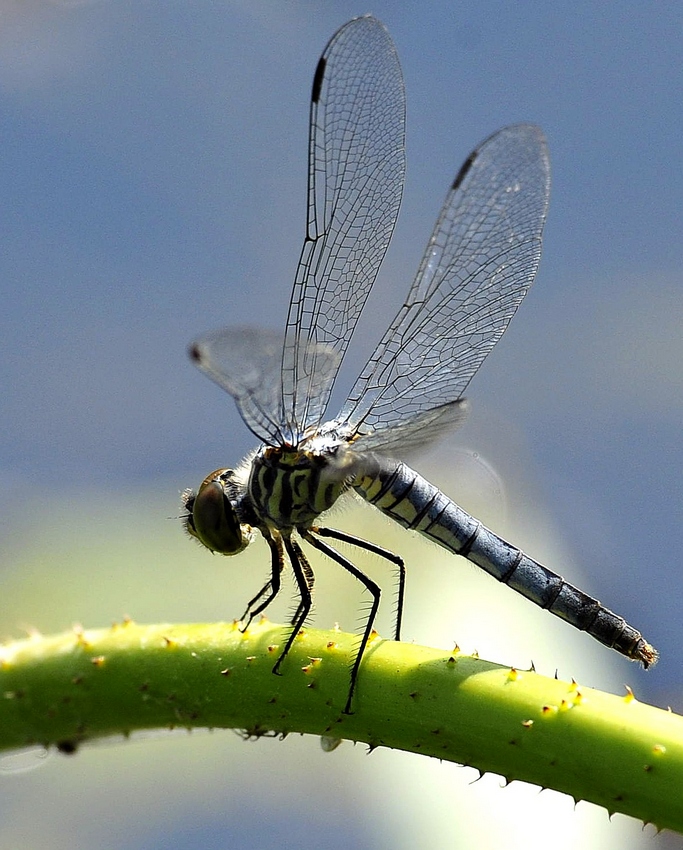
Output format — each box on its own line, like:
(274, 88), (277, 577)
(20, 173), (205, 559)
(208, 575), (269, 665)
(182, 468), (249, 555)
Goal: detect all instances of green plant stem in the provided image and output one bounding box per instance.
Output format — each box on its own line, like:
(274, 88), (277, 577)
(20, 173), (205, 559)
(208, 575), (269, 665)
(0, 619), (680, 831)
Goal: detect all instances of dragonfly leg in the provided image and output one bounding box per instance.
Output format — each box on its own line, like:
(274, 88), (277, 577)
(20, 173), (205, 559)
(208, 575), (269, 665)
(288, 543), (315, 628)
(272, 535), (315, 677)
(238, 532), (285, 629)
(303, 528), (381, 714)
(314, 525), (406, 642)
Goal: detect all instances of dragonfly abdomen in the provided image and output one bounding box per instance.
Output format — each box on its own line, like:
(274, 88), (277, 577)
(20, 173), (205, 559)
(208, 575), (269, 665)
(353, 454), (657, 667)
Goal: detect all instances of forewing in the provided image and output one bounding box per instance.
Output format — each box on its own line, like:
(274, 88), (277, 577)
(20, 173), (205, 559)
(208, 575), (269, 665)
(189, 327), (339, 445)
(281, 16), (406, 442)
(338, 124), (550, 448)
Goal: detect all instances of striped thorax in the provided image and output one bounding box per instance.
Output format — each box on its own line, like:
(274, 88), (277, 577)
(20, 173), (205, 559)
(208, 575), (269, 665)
(248, 443), (356, 530)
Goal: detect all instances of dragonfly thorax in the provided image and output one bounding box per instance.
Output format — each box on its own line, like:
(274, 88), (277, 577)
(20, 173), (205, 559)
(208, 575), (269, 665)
(247, 444), (355, 531)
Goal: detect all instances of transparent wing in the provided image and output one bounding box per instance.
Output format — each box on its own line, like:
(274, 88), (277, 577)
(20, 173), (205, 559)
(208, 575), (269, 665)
(347, 399), (471, 455)
(280, 15), (405, 443)
(189, 328), (340, 445)
(337, 124), (550, 450)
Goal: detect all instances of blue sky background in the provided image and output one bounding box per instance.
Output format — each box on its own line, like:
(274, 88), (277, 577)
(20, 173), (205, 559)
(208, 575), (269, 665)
(0, 3), (681, 848)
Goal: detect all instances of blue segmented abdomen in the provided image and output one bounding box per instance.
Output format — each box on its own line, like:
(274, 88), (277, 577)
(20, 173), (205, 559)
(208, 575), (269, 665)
(352, 453), (655, 665)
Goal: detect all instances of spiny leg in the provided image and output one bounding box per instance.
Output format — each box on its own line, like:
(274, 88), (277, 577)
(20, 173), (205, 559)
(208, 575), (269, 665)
(302, 528), (381, 715)
(272, 535), (315, 676)
(288, 542), (315, 628)
(314, 525), (406, 641)
(239, 532), (284, 629)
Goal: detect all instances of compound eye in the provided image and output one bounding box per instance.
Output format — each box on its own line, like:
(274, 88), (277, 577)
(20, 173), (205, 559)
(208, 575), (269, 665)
(187, 474), (247, 555)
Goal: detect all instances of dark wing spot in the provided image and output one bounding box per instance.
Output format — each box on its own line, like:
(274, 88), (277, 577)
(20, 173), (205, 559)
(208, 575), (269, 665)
(311, 57), (326, 103)
(452, 150), (478, 191)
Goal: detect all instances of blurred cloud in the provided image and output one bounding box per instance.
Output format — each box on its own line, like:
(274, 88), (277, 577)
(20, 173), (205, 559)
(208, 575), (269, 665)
(486, 272), (683, 424)
(0, 1), (107, 92)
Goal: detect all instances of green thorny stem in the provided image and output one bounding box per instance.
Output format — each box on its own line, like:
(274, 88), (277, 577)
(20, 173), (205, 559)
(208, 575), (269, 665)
(0, 619), (681, 832)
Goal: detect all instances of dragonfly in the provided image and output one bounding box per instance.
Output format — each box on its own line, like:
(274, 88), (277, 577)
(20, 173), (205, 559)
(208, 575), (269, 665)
(182, 15), (656, 714)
